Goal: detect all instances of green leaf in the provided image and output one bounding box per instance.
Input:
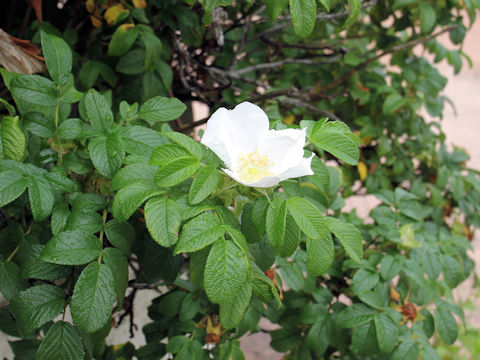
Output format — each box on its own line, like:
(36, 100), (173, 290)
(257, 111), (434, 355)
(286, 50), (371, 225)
(122, 125), (166, 157)
(306, 318), (329, 357)
(275, 215), (301, 257)
(110, 163), (158, 191)
(351, 320), (378, 355)
(105, 219), (134, 255)
(10, 284), (65, 335)
(155, 157), (200, 187)
(41, 31), (72, 85)
(188, 165), (220, 204)
(27, 176), (54, 221)
(310, 130), (359, 165)
(442, 255), (463, 288)
(1, 116), (26, 161)
(336, 304), (376, 328)
(219, 283), (252, 329)
(10, 75), (58, 107)
(419, 2), (436, 34)
(23, 112), (55, 138)
(266, 197), (287, 249)
(108, 25), (139, 56)
(0, 170), (28, 206)
(145, 196), (182, 247)
(88, 133), (125, 179)
(325, 217), (362, 263)
(140, 31), (163, 70)
(343, 0), (361, 28)
(150, 143), (192, 167)
(289, 0), (317, 38)
(37, 322), (84, 360)
(45, 171), (76, 193)
(174, 212), (223, 254)
(20, 244), (71, 281)
(116, 48), (146, 75)
(0, 260), (28, 301)
(70, 262), (116, 333)
(64, 210), (102, 234)
(179, 293), (202, 321)
(306, 230), (333, 275)
(58, 118), (84, 140)
(287, 197), (326, 239)
(138, 96), (187, 125)
(112, 182), (163, 222)
(374, 313), (398, 354)
(266, 0), (289, 20)
(391, 339), (418, 360)
(162, 131), (204, 160)
(204, 239), (249, 304)
(382, 93), (405, 115)
(40, 230), (102, 265)
(166, 335), (190, 354)
(434, 307), (458, 344)
(84, 89), (114, 134)
(103, 247), (128, 306)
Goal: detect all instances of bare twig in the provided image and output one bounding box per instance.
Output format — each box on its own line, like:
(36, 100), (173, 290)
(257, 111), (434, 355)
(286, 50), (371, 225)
(279, 97), (342, 121)
(231, 56), (343, 76)
(322, 25), (457, 92)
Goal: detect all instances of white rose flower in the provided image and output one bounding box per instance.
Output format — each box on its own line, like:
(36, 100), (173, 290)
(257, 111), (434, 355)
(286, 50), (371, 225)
(201, 102), (314, 188)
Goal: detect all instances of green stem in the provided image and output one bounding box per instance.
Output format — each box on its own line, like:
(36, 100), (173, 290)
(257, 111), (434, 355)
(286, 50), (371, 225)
(6, 245), (20, 262)
(256, 188), (274, 208)
(54, 103), (63, 165)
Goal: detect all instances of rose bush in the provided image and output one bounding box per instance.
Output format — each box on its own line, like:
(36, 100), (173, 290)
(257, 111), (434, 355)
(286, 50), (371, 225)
(0, 1), (479, 359)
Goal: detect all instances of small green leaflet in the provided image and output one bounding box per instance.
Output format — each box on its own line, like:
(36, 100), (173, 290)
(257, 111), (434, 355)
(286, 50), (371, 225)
(306, 231), (334, 275)
(88, 132), (125, 179)
(155, 157), (200, 187)
(83, 89), (114, 134)
(174, 212), (224, 254)
(10, 75), (58, 107)
(9, 284), (65, 335)
(219, 283), (252, 329)
(266, 197), (287, 249)
(287, 197), (326, 239)
(0, 170), (28, 206)
(112, 182), (163, 222)
(0, 116), (26, 160)
(70, 262), (116, 333)
(138, 96), (187, 125)
(289, 0), (317, 38)
(36, 322), (84, 360)
(204, 239), (249, 304)
(326, 217), (363, 263)
(103, 247), (128, 306)
(0, 260), (28, 301)
(28, 175), (54, 221)
(40, 230), (102, 265)
(343, 0), (361, 29)
(41, 31), (72, 86)
(188, 166), (219, 204)
(145, 196), (182, 247)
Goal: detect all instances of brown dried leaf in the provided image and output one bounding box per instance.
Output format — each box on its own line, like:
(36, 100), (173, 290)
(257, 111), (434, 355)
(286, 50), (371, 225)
(0, 29), (45, 74)
(28, 0), (43, 24)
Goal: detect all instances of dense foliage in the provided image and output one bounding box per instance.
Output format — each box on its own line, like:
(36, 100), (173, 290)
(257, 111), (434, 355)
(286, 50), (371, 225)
(1, 0), (479, 359)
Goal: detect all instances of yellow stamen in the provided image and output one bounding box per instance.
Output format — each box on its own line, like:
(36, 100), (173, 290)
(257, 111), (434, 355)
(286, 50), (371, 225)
(236, 151), (273, 183)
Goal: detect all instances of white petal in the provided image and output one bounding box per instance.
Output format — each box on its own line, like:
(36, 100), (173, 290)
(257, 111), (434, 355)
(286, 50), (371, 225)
(201, 102), (269, 169)
(274, 154), (315, 183)
(201, 107), (233, 167)
(229, 102), (269, 153)
(258, 128), (307, 174)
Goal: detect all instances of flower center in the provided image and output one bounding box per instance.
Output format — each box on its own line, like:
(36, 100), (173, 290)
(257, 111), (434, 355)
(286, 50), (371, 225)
(236, 151), (273, 184)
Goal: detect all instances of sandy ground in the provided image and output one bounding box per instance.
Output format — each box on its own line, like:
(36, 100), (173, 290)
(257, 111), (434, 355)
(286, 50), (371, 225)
(1, 20), (480, 360)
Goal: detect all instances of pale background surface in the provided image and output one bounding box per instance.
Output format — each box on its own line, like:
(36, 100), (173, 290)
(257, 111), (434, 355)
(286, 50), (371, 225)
(1, 21), (479, 359)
